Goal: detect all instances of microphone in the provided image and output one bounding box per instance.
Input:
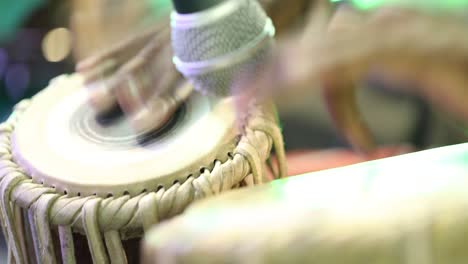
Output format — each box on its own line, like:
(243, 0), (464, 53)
(172, 0), (227, 14)
(171, 0), (276, 96)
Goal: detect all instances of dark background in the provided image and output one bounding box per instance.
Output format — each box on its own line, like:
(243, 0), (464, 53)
(0, 0), (73, 122)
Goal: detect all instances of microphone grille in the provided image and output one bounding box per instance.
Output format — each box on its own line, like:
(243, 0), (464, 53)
(172, 0), (267, 62)
(192, 44), (272, 95)
(171, 0), (275, 95)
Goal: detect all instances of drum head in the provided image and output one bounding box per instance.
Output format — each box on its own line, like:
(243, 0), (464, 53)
(12, 75), (238, 197)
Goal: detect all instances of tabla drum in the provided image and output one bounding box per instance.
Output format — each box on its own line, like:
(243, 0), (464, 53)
(143, 143), (468, 264)
(0, 74), (286, 264)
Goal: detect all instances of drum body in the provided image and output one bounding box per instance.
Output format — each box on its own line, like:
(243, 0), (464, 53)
(0, 74), (286, 263)
(143, 143), (468, 264)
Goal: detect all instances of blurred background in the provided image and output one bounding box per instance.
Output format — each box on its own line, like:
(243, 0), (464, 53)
(0, 1), (74, 121)
(1, 0), (468, 260)
(2, 1), (467, 148)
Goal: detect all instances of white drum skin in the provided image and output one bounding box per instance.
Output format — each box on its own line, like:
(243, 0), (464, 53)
(12, 74), (239, 197)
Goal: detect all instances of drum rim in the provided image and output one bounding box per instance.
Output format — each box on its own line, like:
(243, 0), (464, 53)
(10, 74), (242, 197)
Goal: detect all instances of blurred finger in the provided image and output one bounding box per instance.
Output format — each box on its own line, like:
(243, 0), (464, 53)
(377, 58), (468, 122)
(129, 82), (192, 133)
(79, 59), (118, 84)
(76, 16), (169, 75)
(86, 79), (118, 114)
(125, 67), (182, 133)
(114, 42), (176, 111)
(111, 29), (171, 98)
(115, 58), (182, 133)
(416, 63), (468, 122)
(87, 28), (171, 117)
(82, 58), (119, 115)
(322, 68), (376, 153)
(115, 63), (179, 117)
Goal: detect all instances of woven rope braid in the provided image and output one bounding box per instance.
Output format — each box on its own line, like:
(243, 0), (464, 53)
(0, 85), (286, 263)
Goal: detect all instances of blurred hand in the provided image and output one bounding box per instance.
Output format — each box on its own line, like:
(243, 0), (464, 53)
(235, 4), (468, 154)
(75, 0), (312, 134)
(76, 20), (192, 133)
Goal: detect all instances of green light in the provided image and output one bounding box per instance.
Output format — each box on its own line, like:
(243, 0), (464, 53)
(147, 0), (172, 18)
(0, 0), (44, 41)
(333, 0), (468, 11)
(352, 0), (386, 10)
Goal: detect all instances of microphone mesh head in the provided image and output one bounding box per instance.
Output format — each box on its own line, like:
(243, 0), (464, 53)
(192, 44), (273, 95)
(171, 0), (274, 95)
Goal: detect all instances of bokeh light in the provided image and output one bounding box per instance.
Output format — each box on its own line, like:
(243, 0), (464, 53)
(5, 63), (30, 101)
(41, 27), (72, 62)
